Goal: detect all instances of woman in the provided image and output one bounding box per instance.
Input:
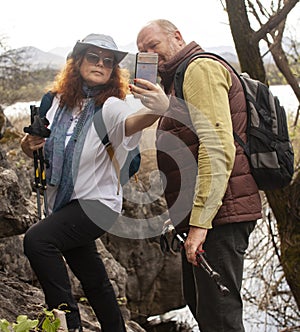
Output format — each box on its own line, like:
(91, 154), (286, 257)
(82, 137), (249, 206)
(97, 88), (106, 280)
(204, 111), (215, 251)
(21, 33), (168, 332)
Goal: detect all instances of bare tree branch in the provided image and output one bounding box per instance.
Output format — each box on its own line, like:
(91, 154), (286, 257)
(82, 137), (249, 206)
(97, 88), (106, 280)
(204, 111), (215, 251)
(253, 0), (299, 43)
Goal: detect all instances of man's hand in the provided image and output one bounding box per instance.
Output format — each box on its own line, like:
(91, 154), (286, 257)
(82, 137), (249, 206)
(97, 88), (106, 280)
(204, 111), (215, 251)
(184, 226), (208, 266)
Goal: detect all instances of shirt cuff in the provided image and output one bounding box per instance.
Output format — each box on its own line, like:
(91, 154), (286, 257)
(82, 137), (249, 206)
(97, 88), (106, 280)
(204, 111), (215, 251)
(189, 202), (223, 229)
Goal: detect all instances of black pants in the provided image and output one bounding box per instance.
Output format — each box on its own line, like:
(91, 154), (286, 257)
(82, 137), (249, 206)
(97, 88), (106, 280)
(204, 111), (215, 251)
(182, 220), (256, 332)
(24, 199), (126, 331)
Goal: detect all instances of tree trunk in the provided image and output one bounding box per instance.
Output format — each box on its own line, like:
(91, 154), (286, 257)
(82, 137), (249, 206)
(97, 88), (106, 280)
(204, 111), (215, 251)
(265, 174), (300, 309)
(224, 0), (300, 311)
(225, 0), (266, 82)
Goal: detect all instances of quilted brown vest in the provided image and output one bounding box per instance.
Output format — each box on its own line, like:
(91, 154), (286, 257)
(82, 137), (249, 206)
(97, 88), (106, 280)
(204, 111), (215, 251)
(156, 56), (262, 233)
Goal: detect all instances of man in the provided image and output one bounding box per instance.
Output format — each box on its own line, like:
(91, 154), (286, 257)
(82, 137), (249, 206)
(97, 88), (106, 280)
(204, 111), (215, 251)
(132, 19), (262, 332)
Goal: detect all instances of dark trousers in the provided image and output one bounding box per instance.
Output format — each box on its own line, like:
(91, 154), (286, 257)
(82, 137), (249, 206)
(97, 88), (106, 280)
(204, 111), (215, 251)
(182, 220), (256, 332)
(23, 199), (126, 332)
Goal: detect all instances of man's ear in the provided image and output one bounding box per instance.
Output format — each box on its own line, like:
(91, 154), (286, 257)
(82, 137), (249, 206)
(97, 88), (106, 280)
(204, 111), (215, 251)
(174, 30), (185, 46)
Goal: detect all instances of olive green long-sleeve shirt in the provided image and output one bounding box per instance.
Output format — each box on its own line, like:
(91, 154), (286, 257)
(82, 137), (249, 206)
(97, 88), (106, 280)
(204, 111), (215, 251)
(182, 58), (236, 229)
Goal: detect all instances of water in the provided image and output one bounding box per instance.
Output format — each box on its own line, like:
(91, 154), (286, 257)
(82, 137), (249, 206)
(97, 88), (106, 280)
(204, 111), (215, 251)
(270, 84), (299, 116)
(3, 85), (299, 121)
(3, 100), (36, 120)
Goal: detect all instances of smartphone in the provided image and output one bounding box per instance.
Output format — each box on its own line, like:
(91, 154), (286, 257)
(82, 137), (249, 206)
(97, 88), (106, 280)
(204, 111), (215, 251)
(134, 52), (158, 87)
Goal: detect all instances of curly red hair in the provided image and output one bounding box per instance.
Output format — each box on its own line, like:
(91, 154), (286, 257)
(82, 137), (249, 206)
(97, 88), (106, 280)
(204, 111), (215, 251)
(48, 52), (130, 109)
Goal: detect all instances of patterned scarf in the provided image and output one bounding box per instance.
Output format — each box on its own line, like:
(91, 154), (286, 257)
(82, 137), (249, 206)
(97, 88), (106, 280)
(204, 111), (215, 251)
(44, 83), (103, 212)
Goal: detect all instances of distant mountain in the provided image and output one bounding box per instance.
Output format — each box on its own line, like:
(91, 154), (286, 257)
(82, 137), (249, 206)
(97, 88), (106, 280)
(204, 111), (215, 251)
(13, 42), (275, 72)
(14, 44), (241, 71)
(206, 46), (239, 64)
(48, 46), (72, 59)
(206, 45), (236, 54)
(19, 46), (65, 69)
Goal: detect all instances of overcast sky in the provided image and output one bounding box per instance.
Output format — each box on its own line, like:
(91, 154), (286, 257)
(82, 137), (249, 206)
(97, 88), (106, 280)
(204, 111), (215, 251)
(1, 0), (299, 54)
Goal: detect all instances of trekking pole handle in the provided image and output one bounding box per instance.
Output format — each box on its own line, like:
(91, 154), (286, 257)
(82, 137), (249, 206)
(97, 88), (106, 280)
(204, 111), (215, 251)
(196, 250), (230, 296)
(196, 250), (220, 280)
(175, 232), (230, 296)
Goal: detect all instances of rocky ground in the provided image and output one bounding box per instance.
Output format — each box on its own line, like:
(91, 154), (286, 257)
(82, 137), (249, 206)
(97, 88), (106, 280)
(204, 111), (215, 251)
(0, 110), (187, 331)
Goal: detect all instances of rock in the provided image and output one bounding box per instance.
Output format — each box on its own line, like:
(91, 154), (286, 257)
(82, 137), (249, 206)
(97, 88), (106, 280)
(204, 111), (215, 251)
(0, 167), (37, 238)
(0, 235), (145, 331)
(0, 272), (45, 323)
(102, 233), (184, 327)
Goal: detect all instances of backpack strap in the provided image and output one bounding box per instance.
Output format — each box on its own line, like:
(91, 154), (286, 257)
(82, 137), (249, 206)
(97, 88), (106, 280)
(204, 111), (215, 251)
(174, 52), (248, 153)
(174, 52), (241, 99)
(93, 109), (121, 194)
(39, 91), (55, 118)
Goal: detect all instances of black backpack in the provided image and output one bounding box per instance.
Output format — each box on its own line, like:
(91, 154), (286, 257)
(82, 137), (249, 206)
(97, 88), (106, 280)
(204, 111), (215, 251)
(174, 52), (294, 191)
(39, 92), (141, 189)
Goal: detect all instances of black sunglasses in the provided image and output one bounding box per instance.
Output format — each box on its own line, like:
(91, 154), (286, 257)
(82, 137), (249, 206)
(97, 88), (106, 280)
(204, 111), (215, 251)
(84, 52), (115, 69)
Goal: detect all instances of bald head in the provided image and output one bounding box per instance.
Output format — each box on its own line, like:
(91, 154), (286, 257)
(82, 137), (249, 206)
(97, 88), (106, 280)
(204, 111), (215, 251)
(136, 19), (186, 66)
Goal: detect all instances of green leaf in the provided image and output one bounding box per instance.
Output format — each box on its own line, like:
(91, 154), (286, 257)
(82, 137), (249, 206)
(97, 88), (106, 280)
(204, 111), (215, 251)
(12, 316), (38, 332)
(0, 319), (11, 332)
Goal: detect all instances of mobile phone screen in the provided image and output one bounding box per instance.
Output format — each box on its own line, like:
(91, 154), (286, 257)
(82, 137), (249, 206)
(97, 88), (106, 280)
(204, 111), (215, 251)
(135, 53), (158, 86)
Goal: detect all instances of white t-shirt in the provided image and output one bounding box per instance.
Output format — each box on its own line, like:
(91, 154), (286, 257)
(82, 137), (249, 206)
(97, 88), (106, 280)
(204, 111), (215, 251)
(45, 95), (143, 214)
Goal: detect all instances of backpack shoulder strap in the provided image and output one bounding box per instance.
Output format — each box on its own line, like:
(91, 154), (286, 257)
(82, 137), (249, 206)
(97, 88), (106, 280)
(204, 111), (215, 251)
(93, 106), (109, 146)
(93, 108), (121, 194)
(39, 91), (55, 118)
(198, 52), (240, 75)
(174, 51), (242, 99)
(174, 52), (250, 151)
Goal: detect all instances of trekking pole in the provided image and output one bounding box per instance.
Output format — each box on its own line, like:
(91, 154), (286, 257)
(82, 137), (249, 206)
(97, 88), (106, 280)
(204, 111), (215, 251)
(30, 106), (43, 219)
(175, 232), (230, 296)
(24, 105), (51, 219)
(32, 149), (42, 219)
(37, 146), (49, 217)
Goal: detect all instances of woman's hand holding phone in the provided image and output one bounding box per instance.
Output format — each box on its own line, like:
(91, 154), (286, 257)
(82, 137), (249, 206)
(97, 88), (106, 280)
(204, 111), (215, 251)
(126, 80), (169, 135)
(129, 79), (169, 114)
